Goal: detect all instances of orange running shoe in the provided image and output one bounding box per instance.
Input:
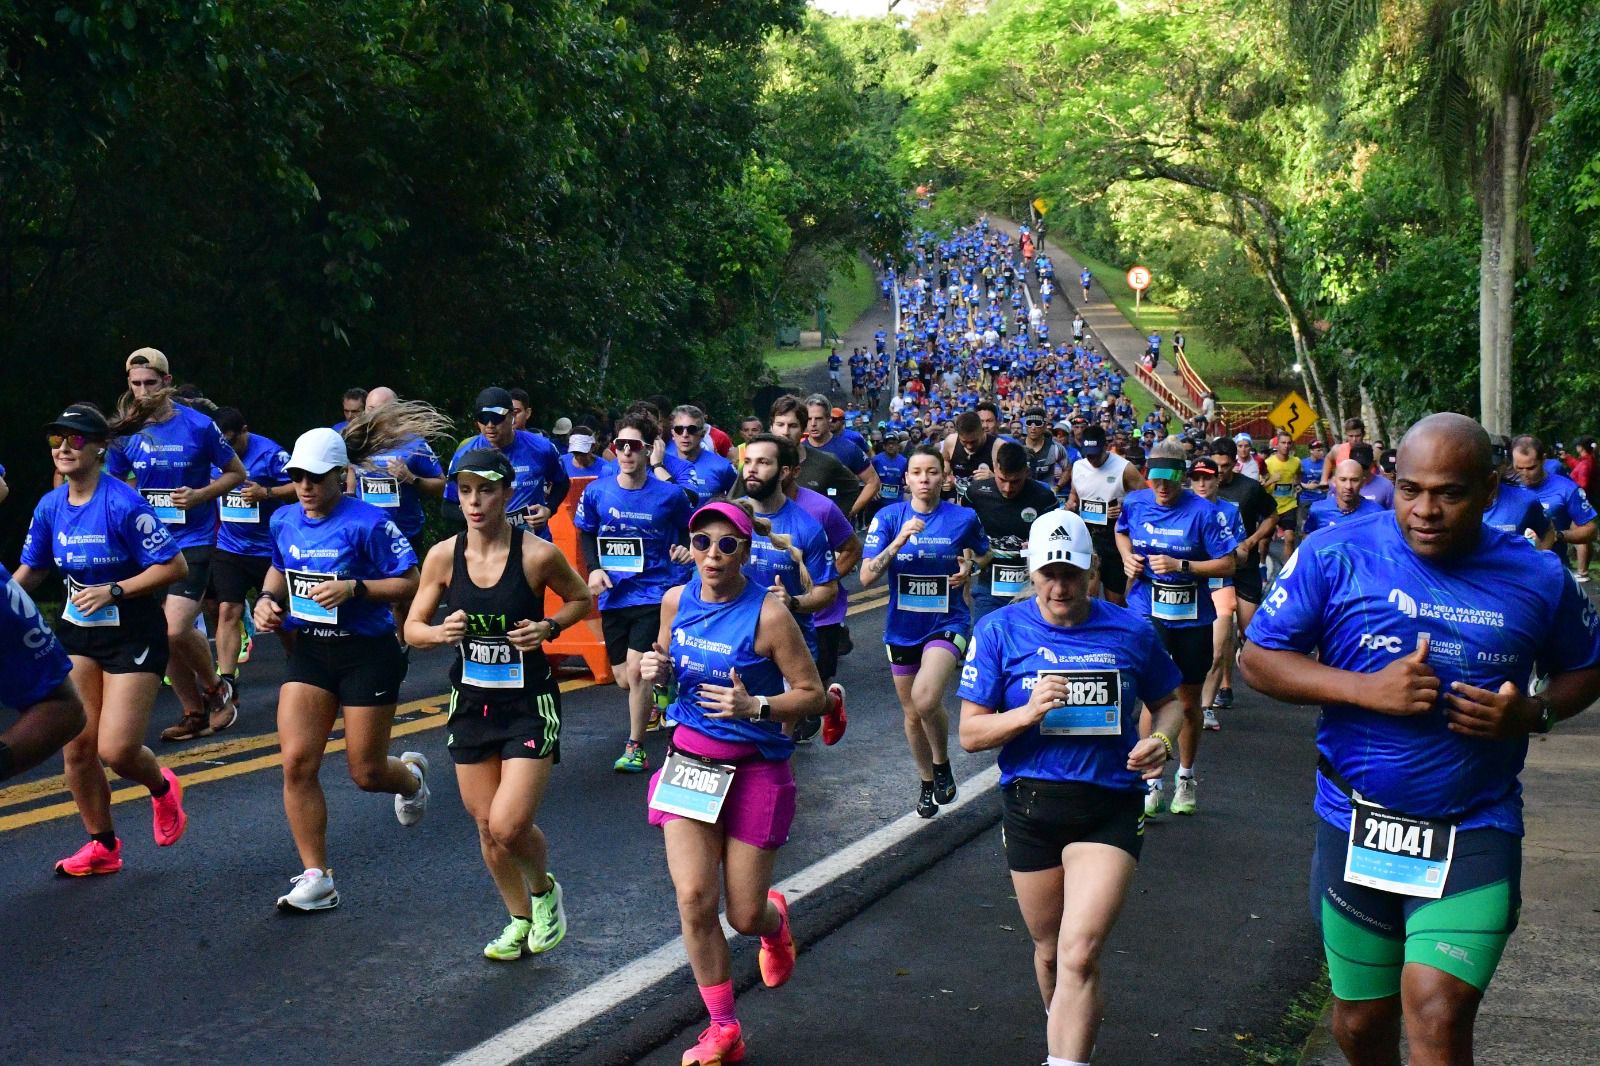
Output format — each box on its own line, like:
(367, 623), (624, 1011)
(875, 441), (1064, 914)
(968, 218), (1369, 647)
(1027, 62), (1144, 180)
(758, 890), (796, 988)
(681, 1022), (744, 1066)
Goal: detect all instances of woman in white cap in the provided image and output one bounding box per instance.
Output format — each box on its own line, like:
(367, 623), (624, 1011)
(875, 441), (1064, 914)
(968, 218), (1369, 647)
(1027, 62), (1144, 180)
(958, 509), (1186, 1066)
(254, 403), (452, 912)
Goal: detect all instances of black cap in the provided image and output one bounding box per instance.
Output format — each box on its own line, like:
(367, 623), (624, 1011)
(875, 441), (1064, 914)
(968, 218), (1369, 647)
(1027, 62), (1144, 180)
(1081, 425), (1108, 454)
(451, 448), (515, 483)
(1207, 436), (1234, 457)
(46, 403), (110, 438)
(1190, 456), (1220, 477)
(474, 387), (514, 418)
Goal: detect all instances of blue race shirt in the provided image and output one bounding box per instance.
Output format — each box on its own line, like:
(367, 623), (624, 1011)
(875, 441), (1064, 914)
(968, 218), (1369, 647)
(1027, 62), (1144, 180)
(217, 433), (291, 558)
(959, 598), (1182, 790)
(742, 498), (837, 656)
(561, 454), (616, 480)
(1115, 488), (1238, 628)
(1303, 494), (1383, 536)
(269, 497), (418, 638)
(353, 435), (442, 542)
(106, 403), (236, 550)
(1526, 472), (1597, 532)
(872, 453), (908, 503)
(814, 434), (869, 476)
(573, 475), (693, 611)
(1298, 456), (1326, 502)
(1483, 482), (1549, 541)
(666, 449), (738, 508)
(445, 431), (570, 537)
(863, 500), (990, 646)
(0, 562), (73, 710)
(22, 476), (181, 587)
(1247, 511), (1600, 834)
(667, 580), (792, 760)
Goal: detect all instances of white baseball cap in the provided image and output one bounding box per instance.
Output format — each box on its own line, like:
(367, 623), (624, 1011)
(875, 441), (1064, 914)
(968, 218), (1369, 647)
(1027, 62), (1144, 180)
(287, 427), (349, 476)
(1027, 510), (1094, 572)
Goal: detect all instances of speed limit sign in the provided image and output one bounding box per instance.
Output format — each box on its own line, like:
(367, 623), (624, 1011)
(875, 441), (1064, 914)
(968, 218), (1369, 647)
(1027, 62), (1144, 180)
(1126, 266), (1151, 291)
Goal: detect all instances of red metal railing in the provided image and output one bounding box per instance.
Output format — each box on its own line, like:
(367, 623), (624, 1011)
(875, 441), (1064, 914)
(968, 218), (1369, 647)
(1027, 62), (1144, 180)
(1135, 363), (1199, 420)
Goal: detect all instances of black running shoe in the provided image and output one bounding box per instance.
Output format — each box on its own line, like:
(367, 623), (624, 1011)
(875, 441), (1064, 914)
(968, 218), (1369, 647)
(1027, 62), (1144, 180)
(1211, 687), (1233, 710)
(792, 715), (822, 745)
(916, 781), (938, 818)
(931, 761), (957, 805)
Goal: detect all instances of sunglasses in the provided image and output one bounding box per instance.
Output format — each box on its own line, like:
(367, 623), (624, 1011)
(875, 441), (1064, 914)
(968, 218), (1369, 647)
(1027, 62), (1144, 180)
(613, 438), (646, 454)
(288, 469), (334, 485)
(1024, 419), (1044, 428)
(48, 433), (94, 450)
(672, 424), (703, 436)
(476, 411), (508, 425)
(690, 532), (747, 555)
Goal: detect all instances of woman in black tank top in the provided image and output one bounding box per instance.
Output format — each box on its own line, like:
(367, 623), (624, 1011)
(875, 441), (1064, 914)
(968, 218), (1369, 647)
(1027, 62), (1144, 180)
(404, 449), (593, 961)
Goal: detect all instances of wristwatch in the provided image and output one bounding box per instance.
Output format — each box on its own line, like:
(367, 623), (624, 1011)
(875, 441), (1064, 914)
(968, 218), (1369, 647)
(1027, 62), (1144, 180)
(351, 579), (368, 599)
(754, 695), (772, 721)
(109, 583), (124, 600)
(1533, 695), (1556, 734)
(1180, 558), (1192, 573)
(545, 617), (564, 640)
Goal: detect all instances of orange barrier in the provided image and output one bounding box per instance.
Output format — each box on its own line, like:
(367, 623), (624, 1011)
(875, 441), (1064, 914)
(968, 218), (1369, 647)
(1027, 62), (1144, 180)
(540, 476), (614, 684)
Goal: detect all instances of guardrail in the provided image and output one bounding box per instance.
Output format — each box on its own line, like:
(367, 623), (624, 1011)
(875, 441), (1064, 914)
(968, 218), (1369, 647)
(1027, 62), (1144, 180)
(1135, 362), (1199, 421)
(1175, 351), (1209, 407)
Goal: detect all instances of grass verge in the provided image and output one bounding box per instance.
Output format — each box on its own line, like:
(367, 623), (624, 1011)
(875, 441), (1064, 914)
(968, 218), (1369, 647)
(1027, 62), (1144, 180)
(1233, 966), (1332, 1065)
(763, 257), (881, 375)
(1059, 243), (1267, 404)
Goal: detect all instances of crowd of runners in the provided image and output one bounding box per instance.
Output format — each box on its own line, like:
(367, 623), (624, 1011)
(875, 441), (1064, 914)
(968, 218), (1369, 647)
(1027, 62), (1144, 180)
(2, 217), (1597, 1066)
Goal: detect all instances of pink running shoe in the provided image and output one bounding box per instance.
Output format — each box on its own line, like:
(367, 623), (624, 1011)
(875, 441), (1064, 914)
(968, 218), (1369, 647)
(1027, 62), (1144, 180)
(152, 767), (188, 846)
(681, 1022), (744, 1066)
(758, 890), (796, 989)
(55, 838), (123, 877)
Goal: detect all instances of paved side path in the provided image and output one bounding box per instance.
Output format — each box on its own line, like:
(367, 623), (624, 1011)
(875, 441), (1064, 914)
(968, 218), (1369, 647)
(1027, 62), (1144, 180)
(1303, 711), (1600, 1064)
(988, 217), (1197, 418)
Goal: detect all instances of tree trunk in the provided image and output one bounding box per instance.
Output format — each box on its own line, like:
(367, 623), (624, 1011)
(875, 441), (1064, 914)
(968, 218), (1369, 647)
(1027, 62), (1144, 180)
(1477, 94), (1518, 436)
(1491, 93), (1521, 434)
(1359, 383), (1385, 447)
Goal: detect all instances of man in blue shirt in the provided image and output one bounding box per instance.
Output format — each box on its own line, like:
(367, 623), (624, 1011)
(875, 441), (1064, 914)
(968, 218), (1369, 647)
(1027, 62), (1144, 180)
(446, 387), (569, 538)
(1242, 413), (1600, 1066)
(804, 395), (880, 513)
(1303, 459), (1383, 535)
(1512, 435), (1597, 576)
(661, 405), (737, 508)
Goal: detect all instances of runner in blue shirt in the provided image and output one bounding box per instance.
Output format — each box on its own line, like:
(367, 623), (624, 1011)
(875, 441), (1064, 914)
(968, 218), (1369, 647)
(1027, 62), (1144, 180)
(1512, 435), (1597, 577)
(1187, 455), (1245, 731)
(0, 560), (82, 784)
(636, 501), (825, 1066)
(445, 387), (570, 539)
(14, 402), (191, 877)
(1293, 439), (1329, 551)
(959, 510), (1182, 1066)
(211, 407), (295, 702)
(574, 413), (695, 774)
(349, 387), (446, 553)
(871, 434), (909, 513)
(1242, 413), (1600, 1066)
(862, 445), (990, 818)
(1114, 438), (1237, 817)
(1304, 459), (1385, 535)
(664, 404), (738, 508)
(110, 349), (248, 742)
(738, 435), (839, 661)
(1079, 268), (1092, 301)
(805, 395), (881, 511)
(827, 350), (843, 394)
(1484, 435), (1551, 546)
(253, 414), (446, 914)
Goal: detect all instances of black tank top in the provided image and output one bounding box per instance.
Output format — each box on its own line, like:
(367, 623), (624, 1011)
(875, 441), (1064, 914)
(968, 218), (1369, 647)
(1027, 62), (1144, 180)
(446, 527), (553, 698)
(949, 434), (997, 486)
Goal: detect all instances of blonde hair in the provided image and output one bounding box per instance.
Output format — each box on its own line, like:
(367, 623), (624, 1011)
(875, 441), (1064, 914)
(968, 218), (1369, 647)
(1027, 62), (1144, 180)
(717, 497), (814, 593)
(341, 399), (456, 465)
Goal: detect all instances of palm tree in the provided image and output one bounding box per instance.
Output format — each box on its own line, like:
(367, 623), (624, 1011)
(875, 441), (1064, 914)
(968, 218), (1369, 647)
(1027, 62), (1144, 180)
(1286, 0), (1550, 433)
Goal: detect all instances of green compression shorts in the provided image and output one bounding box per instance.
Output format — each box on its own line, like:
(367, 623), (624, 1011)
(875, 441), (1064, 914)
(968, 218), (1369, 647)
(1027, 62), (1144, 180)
(1310, 819), (1521, 1000)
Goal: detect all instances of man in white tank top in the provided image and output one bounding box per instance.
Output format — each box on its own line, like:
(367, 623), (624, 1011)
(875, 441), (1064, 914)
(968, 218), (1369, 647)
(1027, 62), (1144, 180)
(1066, 426), (1145, 606)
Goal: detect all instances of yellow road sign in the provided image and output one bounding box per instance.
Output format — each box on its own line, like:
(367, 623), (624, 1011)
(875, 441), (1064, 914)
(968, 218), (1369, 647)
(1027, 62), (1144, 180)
(1268, 390), (1315, 438)
(1032, 197), (1049, 216)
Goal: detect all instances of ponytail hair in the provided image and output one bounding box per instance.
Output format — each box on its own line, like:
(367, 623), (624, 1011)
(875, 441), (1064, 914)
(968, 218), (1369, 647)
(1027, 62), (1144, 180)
(341, 400), (456, 466)
(110, 390), (176, 438)
(718, 497), (814, 594)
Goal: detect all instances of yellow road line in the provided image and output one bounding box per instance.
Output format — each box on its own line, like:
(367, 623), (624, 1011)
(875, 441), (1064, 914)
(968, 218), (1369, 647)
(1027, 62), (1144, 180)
(0, 678), (597, 833)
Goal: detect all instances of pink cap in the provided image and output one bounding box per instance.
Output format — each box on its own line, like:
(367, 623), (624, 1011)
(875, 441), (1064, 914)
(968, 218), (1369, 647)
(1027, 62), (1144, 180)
(689, 501), (754, 538)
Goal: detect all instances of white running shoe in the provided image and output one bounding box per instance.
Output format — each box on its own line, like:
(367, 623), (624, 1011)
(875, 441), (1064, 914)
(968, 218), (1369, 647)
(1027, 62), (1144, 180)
(395, 751), (430, 826)
(1144, 780), (1164, 817)
(1171, 775), (1198, 815)
(1203, 708), (1222, 732)
(277, 868), (339, 912)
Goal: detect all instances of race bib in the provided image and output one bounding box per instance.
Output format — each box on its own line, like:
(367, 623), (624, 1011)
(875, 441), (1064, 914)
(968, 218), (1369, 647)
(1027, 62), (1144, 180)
(599, 536), (645, 575)
(1080, 499), (1109, 526)
(1151, 579), (1198, 622)
(286, 569), (339, 625)
(880, 484), (901, 500)
(1273, 482), (1294, 498)
(649, 750), (736, 824)
(990, 560), (1029, 597)
(140, 488), (185, 525)
(221, 489), (260, 524)
(897, 573), (951, 613)
(461, 635), (524, 690)
(1344, 797), (1456, 899)
(360, 475), (401, 508)
(1037, 668), (1122, 736)
(62, 575), (119, 628)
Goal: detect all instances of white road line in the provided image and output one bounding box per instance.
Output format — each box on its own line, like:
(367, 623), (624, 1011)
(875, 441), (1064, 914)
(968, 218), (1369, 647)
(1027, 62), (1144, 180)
(443, 763), (1002, 1066)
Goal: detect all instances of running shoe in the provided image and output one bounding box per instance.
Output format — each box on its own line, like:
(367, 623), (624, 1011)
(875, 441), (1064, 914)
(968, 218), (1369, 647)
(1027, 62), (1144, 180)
(821, 683), (848, 746)
(151, 767), (187, 846)
(277, 868), (339, 912)
(931, 762), (957, 805)
(395, 751), (430, 826)
(1170, 776), (1198, 815)
(1210, 687), (1233, 709)
(1203, 708), (1222, 732)
(614, 740), (648, 773)
(1577, 571), (1592, 584)
(916, 780), (938, 819)
(791, 716), (821, 745)
(647, 706), (664, 732)
(238, 627), (254, 665)
(758, 890), (796, 988)
(1144, 780), (1164, 817)
(681, 1022), (745, 1066)
(527, 877), (567, 955)
(484, 917), (532, 961)
(160, 711), (212, 743)
(203, 675), (236, 719)
(209, 676), (240, 734)
(54, 838), (122, 877)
